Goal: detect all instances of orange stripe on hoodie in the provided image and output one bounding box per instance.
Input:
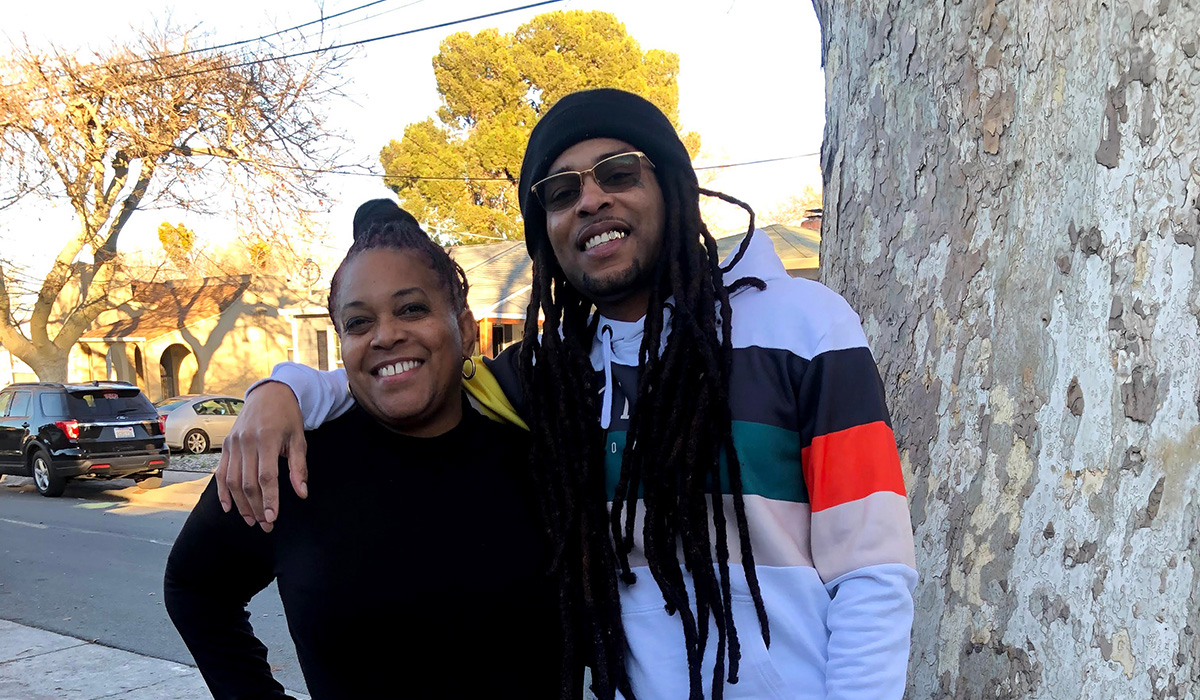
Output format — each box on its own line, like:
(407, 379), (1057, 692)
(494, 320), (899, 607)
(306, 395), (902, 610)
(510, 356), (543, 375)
(801, 420), (905, 512)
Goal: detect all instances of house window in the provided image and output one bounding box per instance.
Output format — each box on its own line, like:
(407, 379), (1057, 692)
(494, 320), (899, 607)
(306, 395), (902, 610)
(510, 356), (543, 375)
(491, 322), (524, 357)
(316, 329), (329, 371)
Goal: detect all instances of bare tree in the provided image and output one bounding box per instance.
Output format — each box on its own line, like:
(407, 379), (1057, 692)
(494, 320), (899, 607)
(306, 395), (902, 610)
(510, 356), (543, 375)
(814, 1), (1200, 697)
(761, 186), (823, 227)
(0, 25), (347, 381)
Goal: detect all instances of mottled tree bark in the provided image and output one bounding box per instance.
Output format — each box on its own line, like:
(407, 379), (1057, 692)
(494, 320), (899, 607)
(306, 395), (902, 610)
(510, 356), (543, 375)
(814, 1), (1200, 698)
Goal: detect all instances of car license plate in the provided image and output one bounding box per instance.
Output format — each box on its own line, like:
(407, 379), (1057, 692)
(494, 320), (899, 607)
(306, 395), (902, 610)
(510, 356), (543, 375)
(114, 427), (135, 438)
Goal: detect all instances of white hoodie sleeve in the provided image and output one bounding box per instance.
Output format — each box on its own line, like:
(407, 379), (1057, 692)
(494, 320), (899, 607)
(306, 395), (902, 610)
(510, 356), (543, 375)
(823, 563), (918, 699)
(246, 363), (354, 430)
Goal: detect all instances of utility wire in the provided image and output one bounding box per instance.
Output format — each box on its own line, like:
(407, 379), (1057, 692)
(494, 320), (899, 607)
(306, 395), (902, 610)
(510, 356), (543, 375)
(127, 0), (396, 65)
(144, 0), (567, 84)
(174, 148), (820, 182)
(6, 0), (562, 99)
(325, 0), (430, 32)
(0, 0), (397, 89)
(695, 152), (819, 171)
(157, 0), (431, 64)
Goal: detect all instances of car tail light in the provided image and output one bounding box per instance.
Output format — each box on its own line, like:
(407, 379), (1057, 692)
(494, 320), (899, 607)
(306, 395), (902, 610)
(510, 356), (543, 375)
(157, 414), (168, 434)
(149, 459), (165, 466)
(56, 420), (80, 440)
(90, 463), (110, 470)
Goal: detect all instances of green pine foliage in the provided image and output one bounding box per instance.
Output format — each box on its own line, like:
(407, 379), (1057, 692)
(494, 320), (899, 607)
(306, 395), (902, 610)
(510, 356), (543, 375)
(379, 10), (700, 243)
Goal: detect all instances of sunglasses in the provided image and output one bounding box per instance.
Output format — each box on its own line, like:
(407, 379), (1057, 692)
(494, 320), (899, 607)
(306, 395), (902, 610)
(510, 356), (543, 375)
(531, 151), (656, 212)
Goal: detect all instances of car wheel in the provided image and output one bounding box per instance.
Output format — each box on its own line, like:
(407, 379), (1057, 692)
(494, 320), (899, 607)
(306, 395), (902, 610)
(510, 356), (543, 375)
(184, 429), (210, 455)
(30, 447), (66, 497)
(133, 472), (163, 489)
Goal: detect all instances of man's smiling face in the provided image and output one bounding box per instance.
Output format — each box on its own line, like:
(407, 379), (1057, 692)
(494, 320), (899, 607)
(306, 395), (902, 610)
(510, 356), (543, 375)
(543, 137), (666, 321)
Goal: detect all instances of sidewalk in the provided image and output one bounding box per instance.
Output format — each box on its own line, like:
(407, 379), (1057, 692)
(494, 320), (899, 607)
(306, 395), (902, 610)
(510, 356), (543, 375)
(0, 619), (310, 699)
(1, 617), (311, 700)
(0, 618), (210, 699)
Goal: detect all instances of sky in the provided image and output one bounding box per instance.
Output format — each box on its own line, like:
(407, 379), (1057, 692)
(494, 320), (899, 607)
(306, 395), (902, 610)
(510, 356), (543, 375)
(1, 0), (825, 280)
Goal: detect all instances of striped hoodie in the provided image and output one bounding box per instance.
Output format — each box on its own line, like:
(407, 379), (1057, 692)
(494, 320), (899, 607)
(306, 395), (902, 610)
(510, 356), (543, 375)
(266, 230), (917, 699)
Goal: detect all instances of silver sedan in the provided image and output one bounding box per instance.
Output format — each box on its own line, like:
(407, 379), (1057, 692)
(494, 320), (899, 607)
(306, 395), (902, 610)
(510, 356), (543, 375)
(155, 395), (245, 454)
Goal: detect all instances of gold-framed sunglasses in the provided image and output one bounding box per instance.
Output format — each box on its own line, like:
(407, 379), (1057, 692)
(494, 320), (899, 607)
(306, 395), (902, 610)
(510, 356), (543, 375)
(530, 151), (656, 212)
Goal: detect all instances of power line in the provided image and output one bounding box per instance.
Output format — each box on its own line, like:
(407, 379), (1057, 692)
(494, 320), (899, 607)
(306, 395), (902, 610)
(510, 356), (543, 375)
(325, 0), (430, 32)
(0, 0), (396, 90)
(364, 152), (822, 179)
(3, 139), (818, 208)
(145, 0), (430, 65)
(145, 0), (568, 85)
(169, 147), (818, 182)
(424, 222), (512, 241)
(128, 0), (396, 66)
(6, 0), (561, 99)
(694, 152), (819, 171)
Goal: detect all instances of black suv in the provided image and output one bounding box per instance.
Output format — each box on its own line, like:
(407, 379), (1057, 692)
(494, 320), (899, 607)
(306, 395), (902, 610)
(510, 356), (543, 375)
(0, 381), (170, 497)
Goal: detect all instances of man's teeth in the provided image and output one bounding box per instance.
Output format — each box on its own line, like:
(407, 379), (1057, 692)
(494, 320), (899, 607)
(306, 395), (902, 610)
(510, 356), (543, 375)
(378, 360), (422, 377)
(584, 230), (627, 251)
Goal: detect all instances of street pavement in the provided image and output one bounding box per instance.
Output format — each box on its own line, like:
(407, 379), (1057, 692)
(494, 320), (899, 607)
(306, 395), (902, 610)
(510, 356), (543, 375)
(0, 470), (309, 699)
(1, 618), (217, 699)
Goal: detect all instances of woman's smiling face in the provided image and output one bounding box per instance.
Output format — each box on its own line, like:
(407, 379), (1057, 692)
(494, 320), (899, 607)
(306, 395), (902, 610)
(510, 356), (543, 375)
(334, 248), (475, 437)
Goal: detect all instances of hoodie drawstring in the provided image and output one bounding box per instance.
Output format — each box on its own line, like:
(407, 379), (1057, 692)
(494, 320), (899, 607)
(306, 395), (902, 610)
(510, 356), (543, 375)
(599, 324), (615, 430)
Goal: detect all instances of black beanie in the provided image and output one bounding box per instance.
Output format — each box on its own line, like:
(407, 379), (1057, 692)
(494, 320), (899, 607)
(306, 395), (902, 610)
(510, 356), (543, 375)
(352, 198), (420, 240)
(518, 88), (694, 256)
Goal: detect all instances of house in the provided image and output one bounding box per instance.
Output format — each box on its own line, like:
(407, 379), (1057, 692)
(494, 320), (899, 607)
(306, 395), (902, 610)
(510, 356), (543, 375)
(73, 276), (307, 401)
(278, 241), (538, 368)
(0, 345), (37, 387)
(450, 242), (535, 357)
(277, 302), (341, 372)
(715, 221), (821, 280)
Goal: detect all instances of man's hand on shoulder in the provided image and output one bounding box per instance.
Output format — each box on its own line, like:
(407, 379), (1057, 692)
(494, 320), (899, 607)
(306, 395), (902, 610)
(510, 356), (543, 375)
(216, 381), (309, 533)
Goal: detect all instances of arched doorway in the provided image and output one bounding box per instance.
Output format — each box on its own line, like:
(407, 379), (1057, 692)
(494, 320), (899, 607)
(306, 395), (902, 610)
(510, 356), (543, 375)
(159, 344), (194, 399)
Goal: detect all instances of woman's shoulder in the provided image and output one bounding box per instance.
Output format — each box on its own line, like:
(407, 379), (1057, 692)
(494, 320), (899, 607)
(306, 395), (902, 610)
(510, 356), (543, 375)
(465, 403), (531, 445)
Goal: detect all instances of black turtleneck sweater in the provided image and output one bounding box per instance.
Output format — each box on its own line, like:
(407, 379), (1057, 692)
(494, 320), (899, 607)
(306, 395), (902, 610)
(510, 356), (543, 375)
(164, 398), (561, 699)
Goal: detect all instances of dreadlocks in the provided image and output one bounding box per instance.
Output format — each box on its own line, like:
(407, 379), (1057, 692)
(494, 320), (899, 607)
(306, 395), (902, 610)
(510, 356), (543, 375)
(519, 164), (769, 700)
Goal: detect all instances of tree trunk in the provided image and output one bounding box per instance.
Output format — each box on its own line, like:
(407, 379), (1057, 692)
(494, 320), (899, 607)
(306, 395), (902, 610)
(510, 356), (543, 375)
(24, 348), (70, 383)
(815, 1), (1200, 698)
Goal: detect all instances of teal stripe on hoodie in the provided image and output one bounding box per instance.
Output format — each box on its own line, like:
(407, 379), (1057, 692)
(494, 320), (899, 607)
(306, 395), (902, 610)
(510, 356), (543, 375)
(603, 421), (808, 504)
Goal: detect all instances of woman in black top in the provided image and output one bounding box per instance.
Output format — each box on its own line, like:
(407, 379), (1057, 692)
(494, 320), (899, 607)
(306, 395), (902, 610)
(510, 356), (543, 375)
(164, 218), (561, 699)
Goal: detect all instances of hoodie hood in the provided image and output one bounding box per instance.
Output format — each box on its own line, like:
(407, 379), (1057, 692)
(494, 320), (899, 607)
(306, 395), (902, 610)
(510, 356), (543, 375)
(718, 227), (790, 285)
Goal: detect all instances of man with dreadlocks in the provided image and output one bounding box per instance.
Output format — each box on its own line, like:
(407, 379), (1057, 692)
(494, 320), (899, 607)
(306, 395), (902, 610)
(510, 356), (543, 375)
(217, 89), (918, 700)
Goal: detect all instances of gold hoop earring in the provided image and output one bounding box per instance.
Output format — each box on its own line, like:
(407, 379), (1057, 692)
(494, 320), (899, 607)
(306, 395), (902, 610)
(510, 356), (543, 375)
(462, 356), (477, 380)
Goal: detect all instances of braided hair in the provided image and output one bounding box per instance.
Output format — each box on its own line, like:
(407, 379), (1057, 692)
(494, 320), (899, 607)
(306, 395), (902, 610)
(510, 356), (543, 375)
(328, 217), (469, 326)
(519, 163), (769, 700)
